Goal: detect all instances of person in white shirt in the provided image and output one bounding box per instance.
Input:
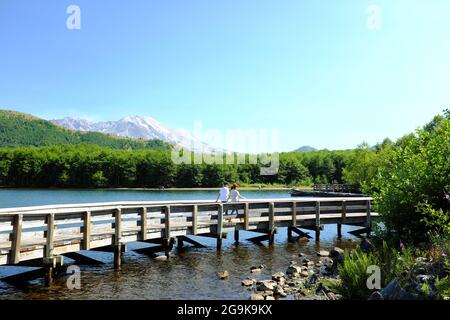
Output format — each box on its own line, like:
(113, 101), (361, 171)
(216, 182), (230, 214)
(228, 183), (246, 215)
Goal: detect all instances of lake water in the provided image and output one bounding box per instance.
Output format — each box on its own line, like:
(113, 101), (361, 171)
(0, 189), (359, 300)
(0, 188), (289, 208)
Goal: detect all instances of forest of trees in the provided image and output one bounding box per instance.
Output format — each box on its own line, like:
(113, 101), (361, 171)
(0, 144), (362, 188)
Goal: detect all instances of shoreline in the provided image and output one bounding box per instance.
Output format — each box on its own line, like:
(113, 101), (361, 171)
(0, 186), (297, 191)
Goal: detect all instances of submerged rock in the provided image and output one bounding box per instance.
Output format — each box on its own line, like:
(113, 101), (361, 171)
(217, 270), (229, 279)
(250, 266), (262, 273)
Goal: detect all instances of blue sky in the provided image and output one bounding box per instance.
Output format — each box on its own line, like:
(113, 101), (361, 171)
(0, 0), (449, 152)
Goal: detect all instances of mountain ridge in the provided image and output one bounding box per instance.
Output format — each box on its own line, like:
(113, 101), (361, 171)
(51, 115), (220, 153)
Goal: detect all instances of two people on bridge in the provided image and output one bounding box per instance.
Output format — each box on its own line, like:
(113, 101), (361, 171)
(216, 182), (246, 215)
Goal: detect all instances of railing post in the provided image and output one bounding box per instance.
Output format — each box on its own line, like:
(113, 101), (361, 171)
(244, 202), (249, 231)
(268, 202), (275, 245)
(164, 205), (171, 257)
(45, 214), (55, 257)
(338, 200), (346, 239)
(9, 214), (23, 264)
(292, 201), (297, 226)
(83, 211), (91, 250)
(366, 200), (372, 236)
(315, 201), (321, 241)
(192, 205), (198, 235)
(140, 207), (147, 241)
(217, 204), (223, 250)
(114, 208), (122, 269)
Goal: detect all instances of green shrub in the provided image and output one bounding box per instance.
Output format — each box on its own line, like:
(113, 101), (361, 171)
(334, 248), (378, 299)
(435, 276), (450, 300)
(373, 111), (450, 245)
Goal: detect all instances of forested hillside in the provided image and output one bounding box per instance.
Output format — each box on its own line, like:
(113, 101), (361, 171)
(0, 110), (170, 150)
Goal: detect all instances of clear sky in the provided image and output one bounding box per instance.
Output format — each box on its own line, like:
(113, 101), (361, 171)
(0, 0), (449, 152)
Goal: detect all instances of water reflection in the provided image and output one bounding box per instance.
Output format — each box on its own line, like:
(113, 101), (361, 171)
(0, 225), (360, 300)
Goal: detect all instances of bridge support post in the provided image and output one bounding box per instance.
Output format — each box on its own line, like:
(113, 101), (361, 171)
(315, 201), (321, 242)
(268, 203), (275, 246)
(315, 226), (321, 241)
(337, 223), (342, 239)
(216, 204), (223, 250)
(234, 229), (239, 243)
(113, 243), (122, 269)
(43, 256), (64, 286)
(177, 237), (184, 249)
(287, 227), (293, 242)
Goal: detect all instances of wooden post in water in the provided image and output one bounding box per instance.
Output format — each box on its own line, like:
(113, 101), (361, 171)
(315, 201), (321, 241)
(217, 204), (223, 250)
(288, 201), (297, 241)
(234, 229), (239, 243)
(114, 208), (122, 269)
(140, 207), (147, 241)
(268, 202), (275, 245)
(9, 214), (23, 265)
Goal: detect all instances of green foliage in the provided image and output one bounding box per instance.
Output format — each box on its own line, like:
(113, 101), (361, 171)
(435, 276), (450, 300)
(334, 248), (378, 299)
(330, 243), (420, 299)
(343, 141), (393, 193)
(373, 111), (450, 245)
(0, 110), (171, 150)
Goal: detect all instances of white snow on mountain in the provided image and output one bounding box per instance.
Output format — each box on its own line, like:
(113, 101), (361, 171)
(51, 116), (220, 153)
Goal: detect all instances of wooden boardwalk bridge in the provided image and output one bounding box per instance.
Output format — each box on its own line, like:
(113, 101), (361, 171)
(0, 197), (378, 285)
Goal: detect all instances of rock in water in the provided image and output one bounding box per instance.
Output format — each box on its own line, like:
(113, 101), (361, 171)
(241, 279), (256, 286)
(298, 237), (310, 243)
(272, 272), (286, 282)
(300, 271), (309, 277)
(317, 250), (330, 257)
(286, 265), (302, 276)
(250, 293), (265, 300)
(154, 255), (168, 261)
(333, 247), (345, 255)
(217, 270), (229, 279)
(256, 280), (277, 291)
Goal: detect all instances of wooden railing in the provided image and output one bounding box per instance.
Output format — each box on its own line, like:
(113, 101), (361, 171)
(0, 197), (377, 266)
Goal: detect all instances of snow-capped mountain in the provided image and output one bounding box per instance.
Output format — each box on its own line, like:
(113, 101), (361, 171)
(51, 116), (220, 153)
